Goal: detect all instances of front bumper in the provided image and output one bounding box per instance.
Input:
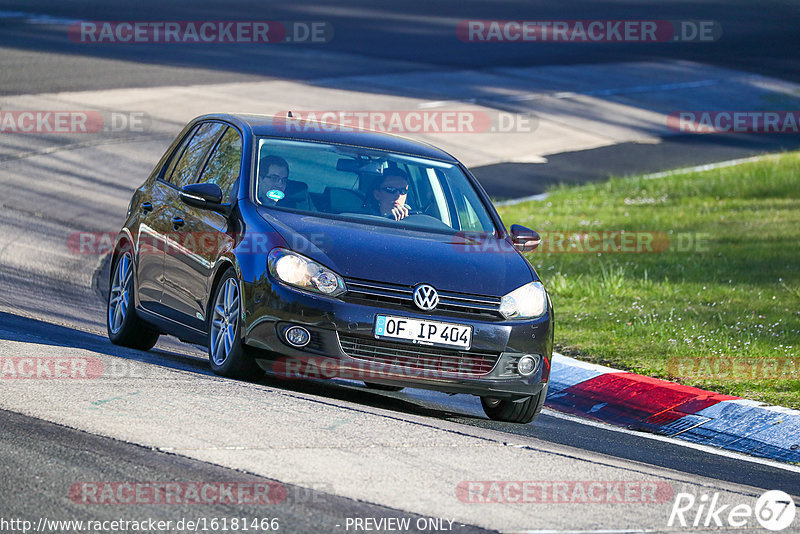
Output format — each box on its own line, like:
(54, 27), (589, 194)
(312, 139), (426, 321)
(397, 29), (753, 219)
(241, 278), (553, 399)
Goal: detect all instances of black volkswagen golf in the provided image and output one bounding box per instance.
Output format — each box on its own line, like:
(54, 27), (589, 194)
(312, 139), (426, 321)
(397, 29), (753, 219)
(107, 113), (553, 423)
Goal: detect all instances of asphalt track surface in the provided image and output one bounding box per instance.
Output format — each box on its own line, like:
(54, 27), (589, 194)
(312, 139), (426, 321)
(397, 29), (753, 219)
(1, 2), (799, 533)
(1, 0), (799, 93)
(3, 1), (800, 196)
(1, 408), (490, 534)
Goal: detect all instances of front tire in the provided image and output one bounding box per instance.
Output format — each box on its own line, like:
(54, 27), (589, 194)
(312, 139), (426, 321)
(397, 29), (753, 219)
(107, 250), (159, 350)
(208, 268), (261, 379)
(481, 384), (548, 424)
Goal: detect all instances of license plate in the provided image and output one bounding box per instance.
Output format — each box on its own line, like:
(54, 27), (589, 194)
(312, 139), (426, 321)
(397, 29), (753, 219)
(374, 315), (472, 350)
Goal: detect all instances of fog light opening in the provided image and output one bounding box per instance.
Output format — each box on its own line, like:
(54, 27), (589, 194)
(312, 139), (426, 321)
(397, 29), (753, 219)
(284, 326), (311, 348)
(517, 355), (537, 376)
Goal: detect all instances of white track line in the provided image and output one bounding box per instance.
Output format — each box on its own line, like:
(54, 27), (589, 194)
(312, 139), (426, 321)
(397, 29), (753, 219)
(640, 153), (783, 180)
(0, 10), (80, 25)
(494, 153), (783, 206)
(542, 409), (800, 475)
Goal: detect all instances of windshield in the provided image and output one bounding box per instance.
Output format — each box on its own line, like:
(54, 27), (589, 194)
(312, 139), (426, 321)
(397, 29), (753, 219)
(254, 138), (497, 235)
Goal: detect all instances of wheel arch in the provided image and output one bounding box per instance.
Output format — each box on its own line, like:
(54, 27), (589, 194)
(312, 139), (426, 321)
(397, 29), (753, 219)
(109, 230), (135, 285)
(206, 255), (240, 324)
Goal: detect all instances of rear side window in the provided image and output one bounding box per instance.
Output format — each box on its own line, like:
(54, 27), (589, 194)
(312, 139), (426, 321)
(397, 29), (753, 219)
(197, 127), (242, 199)
(162, 125), (198, 183)
(167, 122), (225, 189)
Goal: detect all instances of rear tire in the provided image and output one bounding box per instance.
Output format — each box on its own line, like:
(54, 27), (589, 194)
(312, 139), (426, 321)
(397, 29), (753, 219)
(481, 384), (548, 424)
(107, 250), (159, 351)
(364, 382), (404, 392)
(208, 268), (261, 380)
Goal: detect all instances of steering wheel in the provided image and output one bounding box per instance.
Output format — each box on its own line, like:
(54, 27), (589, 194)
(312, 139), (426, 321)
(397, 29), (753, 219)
(383, 208), (421, 220)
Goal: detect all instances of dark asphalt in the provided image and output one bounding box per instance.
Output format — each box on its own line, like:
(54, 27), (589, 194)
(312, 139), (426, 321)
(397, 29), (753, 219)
(2, 1), (798, 199)
(475, 133), (800, 199)
(0, 408), (492, 534)
(1, 2), (799, 529)
(0, 0), (798, 95)
(2, 310), (798, 502)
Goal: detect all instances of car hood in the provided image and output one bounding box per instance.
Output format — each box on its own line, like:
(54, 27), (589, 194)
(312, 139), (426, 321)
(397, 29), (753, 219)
(258, 209), (535, 297)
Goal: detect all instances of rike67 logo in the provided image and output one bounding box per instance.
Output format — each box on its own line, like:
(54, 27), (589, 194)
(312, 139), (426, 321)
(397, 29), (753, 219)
(669, 490), (796, 531)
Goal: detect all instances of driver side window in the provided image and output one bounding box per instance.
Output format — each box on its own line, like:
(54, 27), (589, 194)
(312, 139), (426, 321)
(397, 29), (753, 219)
(197, 127), (242, 199)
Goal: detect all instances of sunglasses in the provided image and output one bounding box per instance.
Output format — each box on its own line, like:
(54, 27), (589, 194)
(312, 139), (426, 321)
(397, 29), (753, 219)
(265, 173), (288, 184)
(381, 186), (408, 195)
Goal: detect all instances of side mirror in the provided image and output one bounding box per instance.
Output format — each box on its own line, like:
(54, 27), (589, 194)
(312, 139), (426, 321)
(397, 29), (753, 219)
(510, 224), (540, 252)
(180, 183), (231, 216)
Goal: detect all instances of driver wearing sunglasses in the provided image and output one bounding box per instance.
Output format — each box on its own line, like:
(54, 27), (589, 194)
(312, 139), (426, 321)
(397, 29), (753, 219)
(372, 168), (412, 221)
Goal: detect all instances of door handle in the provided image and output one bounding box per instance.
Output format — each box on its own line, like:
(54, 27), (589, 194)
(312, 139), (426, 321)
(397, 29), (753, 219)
(141, 202), (153, 213)
(171, 216), (184, 229)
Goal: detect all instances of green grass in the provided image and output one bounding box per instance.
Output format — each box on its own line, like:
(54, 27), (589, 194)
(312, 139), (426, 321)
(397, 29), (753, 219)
(497, 153), (800, 408)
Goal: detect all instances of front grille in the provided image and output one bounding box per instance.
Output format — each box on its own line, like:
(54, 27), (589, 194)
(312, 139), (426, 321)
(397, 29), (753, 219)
(343, 278), (502, 319)
(338, 334), (500, 377)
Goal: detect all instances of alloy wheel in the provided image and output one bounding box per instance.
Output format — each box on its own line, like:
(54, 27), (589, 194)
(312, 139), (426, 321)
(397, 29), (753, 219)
(210, 278), (240, 366)
(108, 252), (132, 334)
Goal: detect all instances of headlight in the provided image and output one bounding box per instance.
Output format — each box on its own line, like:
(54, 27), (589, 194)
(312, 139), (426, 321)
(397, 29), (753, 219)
(499, 281), (548, 319)
(268, 248), (346, 297)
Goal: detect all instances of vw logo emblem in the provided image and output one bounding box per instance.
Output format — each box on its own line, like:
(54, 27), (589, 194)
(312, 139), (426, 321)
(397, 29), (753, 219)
(413, 284), (439, 311)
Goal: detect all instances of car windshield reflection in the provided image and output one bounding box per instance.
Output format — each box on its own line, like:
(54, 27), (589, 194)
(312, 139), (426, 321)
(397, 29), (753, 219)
(254, 138), (497, 236)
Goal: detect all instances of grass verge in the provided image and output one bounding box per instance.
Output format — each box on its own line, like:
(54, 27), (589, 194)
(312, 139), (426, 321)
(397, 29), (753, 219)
(497, 152), (800, 408)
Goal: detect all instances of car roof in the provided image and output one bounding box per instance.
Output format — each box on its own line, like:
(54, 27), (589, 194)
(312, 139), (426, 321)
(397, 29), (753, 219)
(195, 113), (460, 163)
